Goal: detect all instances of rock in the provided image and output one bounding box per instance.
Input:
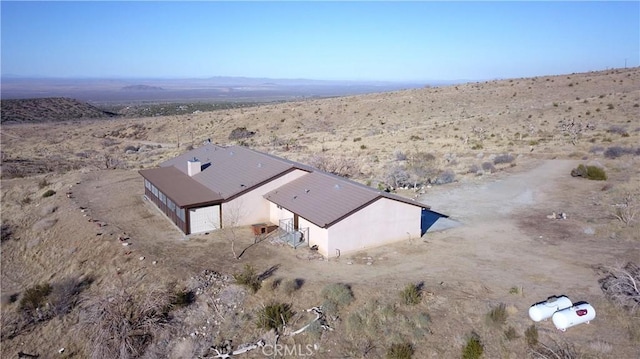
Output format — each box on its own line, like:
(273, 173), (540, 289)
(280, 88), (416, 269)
(139, 256), (145, 261)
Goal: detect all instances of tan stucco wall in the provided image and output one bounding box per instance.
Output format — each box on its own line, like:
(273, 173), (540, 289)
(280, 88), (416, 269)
(223, 169), (307, 226)
(298, 217), (329, 256)
(326, 198), (422, 257)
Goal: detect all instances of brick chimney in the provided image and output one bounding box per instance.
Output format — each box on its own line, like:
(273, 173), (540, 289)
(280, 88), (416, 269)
(187, 157), (201, 176)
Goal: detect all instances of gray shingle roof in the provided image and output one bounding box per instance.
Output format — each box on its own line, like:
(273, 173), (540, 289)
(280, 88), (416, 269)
(142, 144), (311, 206)
(264, 171), (430, 228)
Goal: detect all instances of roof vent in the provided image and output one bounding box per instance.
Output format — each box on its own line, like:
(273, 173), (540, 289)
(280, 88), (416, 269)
(334, 184), (341, 190)
(257, 163), (263, 168)
(229, 151), (234, 156)
(305, 189), (310, 193)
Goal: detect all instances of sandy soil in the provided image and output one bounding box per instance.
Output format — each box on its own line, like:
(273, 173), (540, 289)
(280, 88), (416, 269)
(3, 157), (636, 358)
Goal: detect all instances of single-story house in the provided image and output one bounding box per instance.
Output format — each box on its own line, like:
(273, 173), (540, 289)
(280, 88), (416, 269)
(139, 143), (447, 257)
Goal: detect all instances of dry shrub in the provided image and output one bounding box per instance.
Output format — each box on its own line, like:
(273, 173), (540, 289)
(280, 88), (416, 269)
(525, 325), (539, 347)
(233, 264), (261, 293)
(597, 262), (640, 313)
(308, 154), (360, 178)
(228, 126), (256, 140)
(493, 153), (515, 165)
(321, 283), (354, 314)
(487, 303), (507, 325)
(400, 283), (421, 305)
(32, 217), (58, 232)
(529, 337), (580, 359)
(386, 341), (414, 359)
(82, 287), (175, 359)
(611, 193), (637, 225)
(1, 223), (13, 242)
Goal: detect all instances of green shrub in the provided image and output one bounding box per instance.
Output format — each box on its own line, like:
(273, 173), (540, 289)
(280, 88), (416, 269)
(400, 283), (421, 305)
(234, 264), (261, 293)
(571, 164), (607, 181)
(525, 325), (538, 347)
(487, 303), (507, 325)
(42, 189), (56, 198)
(386, 341), (414, 359)
(256, 302), (293, 331)
(20, 283), (52, 312)
(462, 333), (484, 359)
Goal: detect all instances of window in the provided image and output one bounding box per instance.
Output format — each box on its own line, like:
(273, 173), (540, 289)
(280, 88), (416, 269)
(176, 206), (185, 221)
(151, 184), (158, 197)
(159, 191), (166, 204)
(144, 179), (151, 190)
(167, 198), (175, 211)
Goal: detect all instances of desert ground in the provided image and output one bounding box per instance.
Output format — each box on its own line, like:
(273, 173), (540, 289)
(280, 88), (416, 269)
(1, 68), (639, 358)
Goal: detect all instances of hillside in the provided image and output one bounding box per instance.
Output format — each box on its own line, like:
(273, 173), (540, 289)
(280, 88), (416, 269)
(0, 97), (118, 124)
(1, 68), (639, 358)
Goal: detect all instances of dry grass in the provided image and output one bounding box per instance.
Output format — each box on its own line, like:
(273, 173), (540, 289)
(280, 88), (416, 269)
(1, 67), (639, 358)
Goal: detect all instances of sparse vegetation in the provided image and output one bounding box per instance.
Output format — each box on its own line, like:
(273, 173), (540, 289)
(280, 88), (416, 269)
(597, 262), (640, 313)
(256, 302), (293, 331)
(504, 326), (518, 340)
(571, 164), (607, 180)
(19, 283), (52, 312)
(461, 332), (484, 359)
(234, 264), (261, 293)
(386, 341), (414, 359)
(487, 303), (507, 326)
(228, 126), (256, 140)
(321, 283), (354, 314)
(42, 189), (56, 197)
(525, 325), (539, 347)
(400, 283), (421, 305)
(493, 153), (515, 165)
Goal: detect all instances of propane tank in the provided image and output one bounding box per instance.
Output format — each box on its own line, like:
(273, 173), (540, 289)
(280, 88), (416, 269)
(552, 302), (596, 331)
(528, 296), (573, 322)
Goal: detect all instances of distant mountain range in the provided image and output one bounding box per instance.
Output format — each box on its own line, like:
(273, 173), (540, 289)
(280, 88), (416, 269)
(0, 76), (460, 104)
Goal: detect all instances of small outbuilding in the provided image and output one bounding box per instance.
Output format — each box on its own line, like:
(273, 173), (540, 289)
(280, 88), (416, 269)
(139, 143), (447, 257)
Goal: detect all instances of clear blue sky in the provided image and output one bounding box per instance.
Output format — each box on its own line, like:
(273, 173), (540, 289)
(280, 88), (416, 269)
(1, 1), (638, 81)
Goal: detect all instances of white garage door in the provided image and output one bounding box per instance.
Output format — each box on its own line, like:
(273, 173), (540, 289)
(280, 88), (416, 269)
(189, 205), (220, 234)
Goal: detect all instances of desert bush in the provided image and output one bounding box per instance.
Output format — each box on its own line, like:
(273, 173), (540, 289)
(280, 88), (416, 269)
(386, 165), (411, 188)
(386, 341), (414, 359)
(394, 150), (407, 161)
(571, 164), (607, 180)
(228, 126), (255, 140)
(504, 326), (518, 340)
(123, 145), (139, 153)
(400, 283), (421, 305)
(481, 162), (496, 173)
(38, 178), (50, 189)
(49, 276), (92, 316)
(42, 189), (56, 197)
(19, 283), (52, 313)
(171, 288), (196, 308)
(525, 325), (538, 347)
(308, 154), (360, 178)
(611, 193), (637, 225)
(607, 125), (628, 135)
(529, 338), (580, 359)
(321, 283), (354, 313)
(461, 332), (484, 359)
(589, 145), (604, 153)
(468, 164), (480, 174)
(234, 264), (261, 293)
(597, 262), (640, 313)
(487, 303), (507, 325)
(282, 278), (304, 295)
(83, 287), (174, 359)
(604, 146), (635, 159)
(256, 302), (293, 331)
(493, 154), (515, 165)
(434, 170), (456, 185)
(1, 223), (13, 242)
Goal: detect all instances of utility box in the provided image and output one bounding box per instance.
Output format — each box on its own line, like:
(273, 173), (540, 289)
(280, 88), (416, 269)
(252, 223), (268, 236)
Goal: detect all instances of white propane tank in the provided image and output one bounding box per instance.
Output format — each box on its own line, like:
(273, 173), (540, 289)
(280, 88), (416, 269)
(552, 302), (596, 331)
(528, 296), (573, 322)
